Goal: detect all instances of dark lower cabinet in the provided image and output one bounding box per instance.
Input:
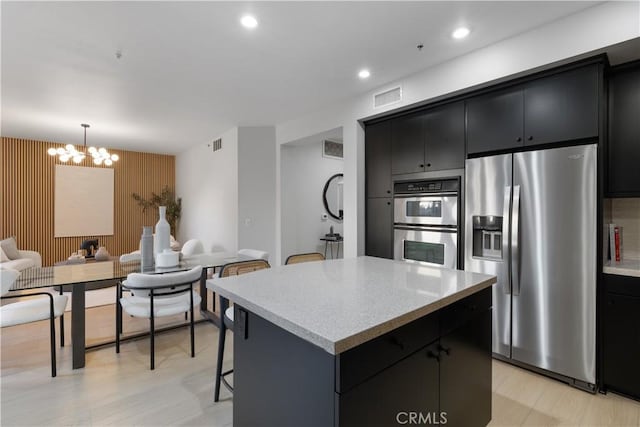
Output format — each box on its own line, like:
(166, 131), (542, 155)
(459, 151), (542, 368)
(440, 310), (492, 427)
(339, 343), (440, 427)
(232, 288), (493, 427)
(603, 274), (640, 400)
(365, 198), (392, 259)
(607, 60), (640, 196)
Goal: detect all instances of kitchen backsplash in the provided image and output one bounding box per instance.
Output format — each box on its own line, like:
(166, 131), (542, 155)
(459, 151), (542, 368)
(606, 198), (640, 261)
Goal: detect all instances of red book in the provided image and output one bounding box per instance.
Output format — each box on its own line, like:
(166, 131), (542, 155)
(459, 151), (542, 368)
(614, 226), (621, 262)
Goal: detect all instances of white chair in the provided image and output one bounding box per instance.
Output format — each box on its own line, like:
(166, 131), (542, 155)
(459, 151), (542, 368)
(119, 252), (141, 263)
(237, 248), (269, 262)
(116, 266), (203, 370)
(181, 239), (205, 257)
(0, 269), (68, 377)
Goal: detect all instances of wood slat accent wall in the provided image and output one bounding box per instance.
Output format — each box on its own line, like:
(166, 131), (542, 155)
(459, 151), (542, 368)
(1, 137), (175, 266)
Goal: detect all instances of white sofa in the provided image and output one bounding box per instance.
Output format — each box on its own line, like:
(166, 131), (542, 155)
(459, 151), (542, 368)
(0, 249), (42, 271)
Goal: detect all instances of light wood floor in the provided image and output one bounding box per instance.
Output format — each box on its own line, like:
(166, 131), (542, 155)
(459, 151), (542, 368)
(1, 303), (639, 426)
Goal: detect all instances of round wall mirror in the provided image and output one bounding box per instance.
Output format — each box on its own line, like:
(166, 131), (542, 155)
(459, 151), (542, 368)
(323, 173), (344, 220)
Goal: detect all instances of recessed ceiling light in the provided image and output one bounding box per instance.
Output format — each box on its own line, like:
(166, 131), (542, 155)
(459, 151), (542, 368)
(452, 27), (470, 39)
(241, 15), (258, 29)
(358, 69), (371, 79)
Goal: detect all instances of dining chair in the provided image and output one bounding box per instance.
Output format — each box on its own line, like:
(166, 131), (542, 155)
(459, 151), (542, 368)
(181, 239), (205, 257)
(237, 248), (269, 262)
(214, 259), (271, 402)
(116, 265), (202, 370)
(0, 268), (68, 377)
(285, 252), (325, 265)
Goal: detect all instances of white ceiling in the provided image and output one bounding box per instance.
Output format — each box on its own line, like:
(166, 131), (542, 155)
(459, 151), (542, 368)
(1, 1), (602, 154)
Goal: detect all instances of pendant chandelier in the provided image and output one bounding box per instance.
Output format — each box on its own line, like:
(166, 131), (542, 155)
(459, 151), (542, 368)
(47, 124), (119, 166)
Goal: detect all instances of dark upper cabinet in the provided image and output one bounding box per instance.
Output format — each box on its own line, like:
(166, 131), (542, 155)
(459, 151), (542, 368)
(524, 64), (599, 145)
(467, 63), (600, 155)
(466, 87), (524, 155)
(365, 121), (392, 198)
(608, 62), (640, 196)
(391, 112), (424, 174)
(391, 102), (465, 175)
(365, 198), (393, 259)
(424, 102), (466, 171)
(603, 274), (640, 400)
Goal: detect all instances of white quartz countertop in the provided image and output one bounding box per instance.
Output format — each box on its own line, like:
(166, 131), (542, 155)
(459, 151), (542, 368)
(207, 256), (496, 355)
(604, 259), (640, 278)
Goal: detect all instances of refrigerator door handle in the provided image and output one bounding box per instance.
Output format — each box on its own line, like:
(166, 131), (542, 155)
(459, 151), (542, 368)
(511, 185), (521, 296)
(502, 185), (512, 294)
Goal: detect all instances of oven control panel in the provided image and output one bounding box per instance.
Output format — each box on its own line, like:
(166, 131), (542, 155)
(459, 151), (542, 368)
(394, 178), (459, 195)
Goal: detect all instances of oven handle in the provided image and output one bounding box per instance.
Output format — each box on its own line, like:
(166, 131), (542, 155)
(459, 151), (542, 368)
(393, 226), (458, 233)
(393, 192), (458, 198)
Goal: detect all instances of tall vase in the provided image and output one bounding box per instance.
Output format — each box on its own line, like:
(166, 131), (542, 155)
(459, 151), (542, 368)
(141, 226), (154, 270)
(154, 206), (171, 259)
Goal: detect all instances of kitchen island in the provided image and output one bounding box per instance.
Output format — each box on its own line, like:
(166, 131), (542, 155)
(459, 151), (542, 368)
(208, 256), (496, 427)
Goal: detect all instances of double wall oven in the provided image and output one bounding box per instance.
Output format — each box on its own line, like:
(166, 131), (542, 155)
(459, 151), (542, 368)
(393, 178), (461, 269)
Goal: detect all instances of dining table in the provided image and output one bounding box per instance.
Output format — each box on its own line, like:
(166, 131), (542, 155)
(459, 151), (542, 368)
(10, 251), (253, 369)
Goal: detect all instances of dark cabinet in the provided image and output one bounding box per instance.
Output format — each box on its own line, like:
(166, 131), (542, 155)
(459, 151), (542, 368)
(424, 102), (466, 171)
(365, 121), (392, 198)
(365, 198), (393, 259)
(607, 62), (640, 196)
(524, 64), (599, 145)
(466, 87), (524, 155)
(391, 112), (424, 174)
(440, 310), (492, 427)
(339, 288), (492, 427)
(467, 64), (600, 155)
(603, 274), (640, 400)
(391, 103), (465, 174)
(339, 343), (441, 427)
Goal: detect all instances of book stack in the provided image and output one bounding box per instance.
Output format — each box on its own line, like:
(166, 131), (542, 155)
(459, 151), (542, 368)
(608, 224), (623, 263)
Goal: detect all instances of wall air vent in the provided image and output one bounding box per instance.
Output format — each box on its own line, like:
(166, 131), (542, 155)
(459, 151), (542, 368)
(323, 139), (343, 159)
(373, 85), (402, 108)
(210, 138), (222, 152)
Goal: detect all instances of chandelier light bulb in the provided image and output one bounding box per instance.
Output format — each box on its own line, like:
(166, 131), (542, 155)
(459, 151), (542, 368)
(111, 154), (119, 161)
(47, 147), (57, 156)
(104, 159), (113, 166)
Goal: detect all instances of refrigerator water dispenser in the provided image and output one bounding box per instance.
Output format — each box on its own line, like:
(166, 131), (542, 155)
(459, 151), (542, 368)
(472, 216), (503, 260)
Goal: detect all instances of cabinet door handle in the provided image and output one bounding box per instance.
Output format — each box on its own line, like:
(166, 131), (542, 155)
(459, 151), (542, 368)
(527, 136), (533, 141)
(388, 336), (405, 351)
(427, 350), (440, 362)
(516, 137), (522, 142)
(386, 190), (391, 194)
(426, 163), (431, 168)
(438, 345), (451, 356)
(419, 164), (425, 168)
(387, 201), (391, 205)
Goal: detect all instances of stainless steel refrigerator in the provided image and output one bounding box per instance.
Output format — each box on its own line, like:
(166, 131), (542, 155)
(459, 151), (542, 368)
(465, 144), (597, 389)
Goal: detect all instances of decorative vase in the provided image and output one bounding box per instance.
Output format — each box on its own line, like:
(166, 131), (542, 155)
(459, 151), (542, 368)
(140, 226), (154, 270)
(154, 206), (171, 259)
(94, 246), (110, 261)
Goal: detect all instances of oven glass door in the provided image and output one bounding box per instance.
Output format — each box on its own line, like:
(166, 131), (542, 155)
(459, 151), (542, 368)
(394, 196), (458, 226)
(394, 227), (457, 269)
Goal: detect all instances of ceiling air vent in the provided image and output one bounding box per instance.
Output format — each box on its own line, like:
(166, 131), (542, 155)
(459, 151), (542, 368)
(210, 138), (222, 152)
(323, 139), (343, 159)
(373, 85), (402, 108)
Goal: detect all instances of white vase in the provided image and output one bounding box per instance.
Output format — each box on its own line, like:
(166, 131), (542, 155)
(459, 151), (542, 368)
(140, 226), (154, 270)
(154, 206), (171, 258)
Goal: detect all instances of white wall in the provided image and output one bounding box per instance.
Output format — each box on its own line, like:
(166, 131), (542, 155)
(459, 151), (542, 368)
(281, 140), (344, 262)
(237, 126), (277, 262)
(275, 1), (640, 259)
(176, 127), (238, 252)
